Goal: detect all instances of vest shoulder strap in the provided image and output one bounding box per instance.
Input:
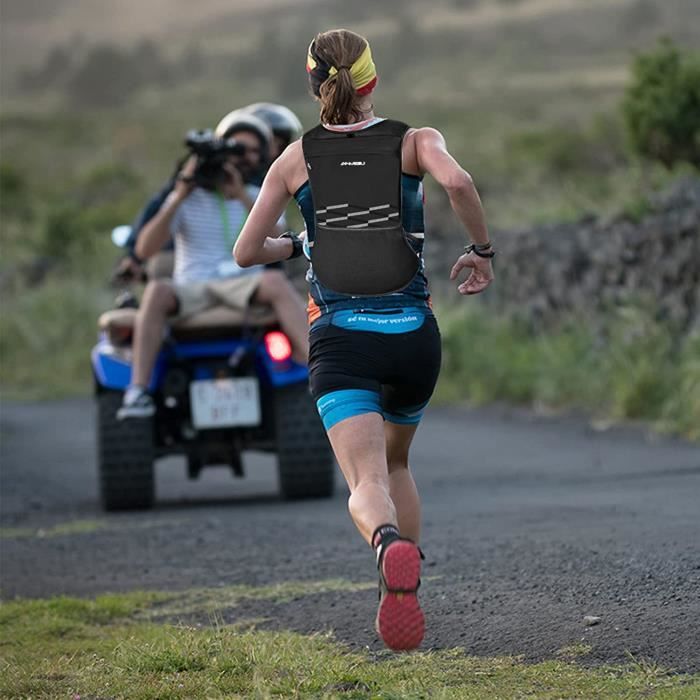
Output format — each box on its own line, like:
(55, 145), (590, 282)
(302, 118), (409, 151)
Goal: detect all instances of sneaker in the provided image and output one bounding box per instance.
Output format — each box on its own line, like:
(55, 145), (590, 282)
(117, 387), (155, 420)
(375, 538), (425, 651)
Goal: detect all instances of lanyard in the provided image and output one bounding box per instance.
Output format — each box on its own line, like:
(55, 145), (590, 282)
(216, 192), (248, 250)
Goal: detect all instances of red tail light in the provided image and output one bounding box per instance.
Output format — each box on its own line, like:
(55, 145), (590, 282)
(265, 331), (292, 362)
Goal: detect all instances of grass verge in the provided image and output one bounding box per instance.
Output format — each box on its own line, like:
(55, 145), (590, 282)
(0, 276), (114, 401)
(1, 589), (699, 699)
(435, 303), (700, 441)
(0, 519), (106, 540)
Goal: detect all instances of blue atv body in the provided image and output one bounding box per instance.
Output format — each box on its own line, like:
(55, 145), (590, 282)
(91, 308), (334, 511)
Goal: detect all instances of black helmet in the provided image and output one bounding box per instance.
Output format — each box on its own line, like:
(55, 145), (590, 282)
(241, 102), (303, 149)
(214, 110), (273, 163)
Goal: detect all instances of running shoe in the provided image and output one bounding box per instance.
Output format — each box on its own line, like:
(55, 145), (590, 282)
(375, 538), (425, 651)
(117, 387), (155, 420)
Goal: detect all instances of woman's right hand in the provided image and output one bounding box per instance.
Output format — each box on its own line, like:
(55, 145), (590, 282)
(173, 155), (198, 199)
(450, 251), (494, 295)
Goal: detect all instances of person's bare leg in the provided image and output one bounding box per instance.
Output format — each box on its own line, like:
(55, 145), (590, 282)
(328, 411), (424, 650)
(131, 280), (178, 387)
(384, 422), (421, 543)
(326, 412), (396, 545)
(253, 270), (309, 363)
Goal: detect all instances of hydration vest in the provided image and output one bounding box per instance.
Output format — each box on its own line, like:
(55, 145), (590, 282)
(302, 119), (420, 296)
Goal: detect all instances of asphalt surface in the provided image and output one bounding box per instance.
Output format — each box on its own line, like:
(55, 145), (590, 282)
(1, 398), (699, 671)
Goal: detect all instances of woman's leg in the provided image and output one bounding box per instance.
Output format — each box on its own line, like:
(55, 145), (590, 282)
(384, 422), (421, 543)
(131, 280), (179, 387)
(328, 410), (425, 650)
(326, 412), (397, 545)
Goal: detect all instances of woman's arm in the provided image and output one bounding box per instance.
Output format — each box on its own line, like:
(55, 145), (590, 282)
(135, 192), (185, 259)
(414, 127), (494, 295)
(414, 127), (490, 247)
(233, 157), (294, 267)
(135, 156), (196, 259)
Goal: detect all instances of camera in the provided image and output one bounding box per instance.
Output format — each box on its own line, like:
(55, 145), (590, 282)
(184, 129), (246, 190)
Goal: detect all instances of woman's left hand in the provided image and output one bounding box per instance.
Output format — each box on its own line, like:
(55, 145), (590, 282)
(450, 251), (494, 295)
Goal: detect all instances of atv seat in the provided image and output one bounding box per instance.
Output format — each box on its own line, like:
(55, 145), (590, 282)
(99, 305), (278, 345)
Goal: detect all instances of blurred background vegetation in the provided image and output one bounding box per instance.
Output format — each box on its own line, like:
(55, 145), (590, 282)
(1, 0), (698, 436)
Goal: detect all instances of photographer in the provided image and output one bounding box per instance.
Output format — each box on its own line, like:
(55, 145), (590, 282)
(114, 103), (303, 281)
(117, 117), (309, 419)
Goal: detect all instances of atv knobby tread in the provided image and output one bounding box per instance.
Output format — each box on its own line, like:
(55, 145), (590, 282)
(275, 384), (334, 499)
(97, 391), (155, 511)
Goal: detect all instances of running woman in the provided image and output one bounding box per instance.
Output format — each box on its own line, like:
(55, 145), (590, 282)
(234, 29), (494, 650)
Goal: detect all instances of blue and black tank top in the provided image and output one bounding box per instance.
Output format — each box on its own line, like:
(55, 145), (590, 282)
(293, 117), (433, 330)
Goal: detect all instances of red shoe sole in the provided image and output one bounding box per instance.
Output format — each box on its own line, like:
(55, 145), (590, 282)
(376, 540), (424, 651)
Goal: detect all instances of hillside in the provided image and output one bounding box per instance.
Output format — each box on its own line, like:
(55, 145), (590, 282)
(3, 0), (699, 113)
(2, 0), (699, 227)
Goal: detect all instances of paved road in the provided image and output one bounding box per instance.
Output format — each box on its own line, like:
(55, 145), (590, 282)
(1, 398), (699, 670)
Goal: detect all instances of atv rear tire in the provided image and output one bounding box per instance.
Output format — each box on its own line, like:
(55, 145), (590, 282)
(97, 391), (155, 511)
(275, 383), (334, 500)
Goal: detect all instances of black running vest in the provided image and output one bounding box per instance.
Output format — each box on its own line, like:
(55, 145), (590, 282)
(301, 119), (420, 296)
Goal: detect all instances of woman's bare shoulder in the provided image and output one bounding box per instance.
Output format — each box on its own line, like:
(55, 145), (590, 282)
(276, 140), (308, 195)
(403, 126), (442, 176)
(409, 126), (446, 148)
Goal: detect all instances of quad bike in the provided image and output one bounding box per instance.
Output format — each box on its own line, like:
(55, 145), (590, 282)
(91, 227), (334, 511)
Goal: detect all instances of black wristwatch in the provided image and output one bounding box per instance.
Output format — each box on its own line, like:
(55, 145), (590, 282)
(278, 231), (304, 260)
(464, 242), (495, 259)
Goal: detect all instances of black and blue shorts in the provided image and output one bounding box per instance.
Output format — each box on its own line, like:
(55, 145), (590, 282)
(307, 308), (442, 431)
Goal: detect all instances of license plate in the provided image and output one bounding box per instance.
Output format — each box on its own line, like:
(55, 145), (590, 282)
(189, 378), (261, 429)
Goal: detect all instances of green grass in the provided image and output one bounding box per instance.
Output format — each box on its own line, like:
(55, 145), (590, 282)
(434, 303), (700, 441)
(0, 277), (114, 400)
(1, 588), (699, 699)
(0, 519), (106, 539)
(146, 579), (378, 621)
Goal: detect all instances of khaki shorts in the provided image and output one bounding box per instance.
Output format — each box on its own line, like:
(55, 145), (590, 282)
(167, 272), (262, 321)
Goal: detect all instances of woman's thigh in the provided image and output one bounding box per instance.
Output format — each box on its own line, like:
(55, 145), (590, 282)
(327, 412), (388, 491)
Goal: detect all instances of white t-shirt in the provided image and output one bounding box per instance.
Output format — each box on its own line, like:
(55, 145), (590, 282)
(169, 186), (282, 284)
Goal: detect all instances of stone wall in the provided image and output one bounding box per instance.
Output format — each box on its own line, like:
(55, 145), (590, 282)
(424, 178), (700, 334)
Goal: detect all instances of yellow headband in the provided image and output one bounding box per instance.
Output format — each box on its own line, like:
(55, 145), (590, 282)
(307, 41), (377, 95)
(329, 44), (376, 92)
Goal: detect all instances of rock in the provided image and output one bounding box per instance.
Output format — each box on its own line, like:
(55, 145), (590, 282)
(583, 615), (602, 626)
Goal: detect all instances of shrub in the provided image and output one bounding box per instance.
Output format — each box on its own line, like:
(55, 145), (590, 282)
(622, 38), (700, 169)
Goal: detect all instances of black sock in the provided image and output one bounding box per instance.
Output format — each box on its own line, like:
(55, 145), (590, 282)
(371, 523), (400, 551)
